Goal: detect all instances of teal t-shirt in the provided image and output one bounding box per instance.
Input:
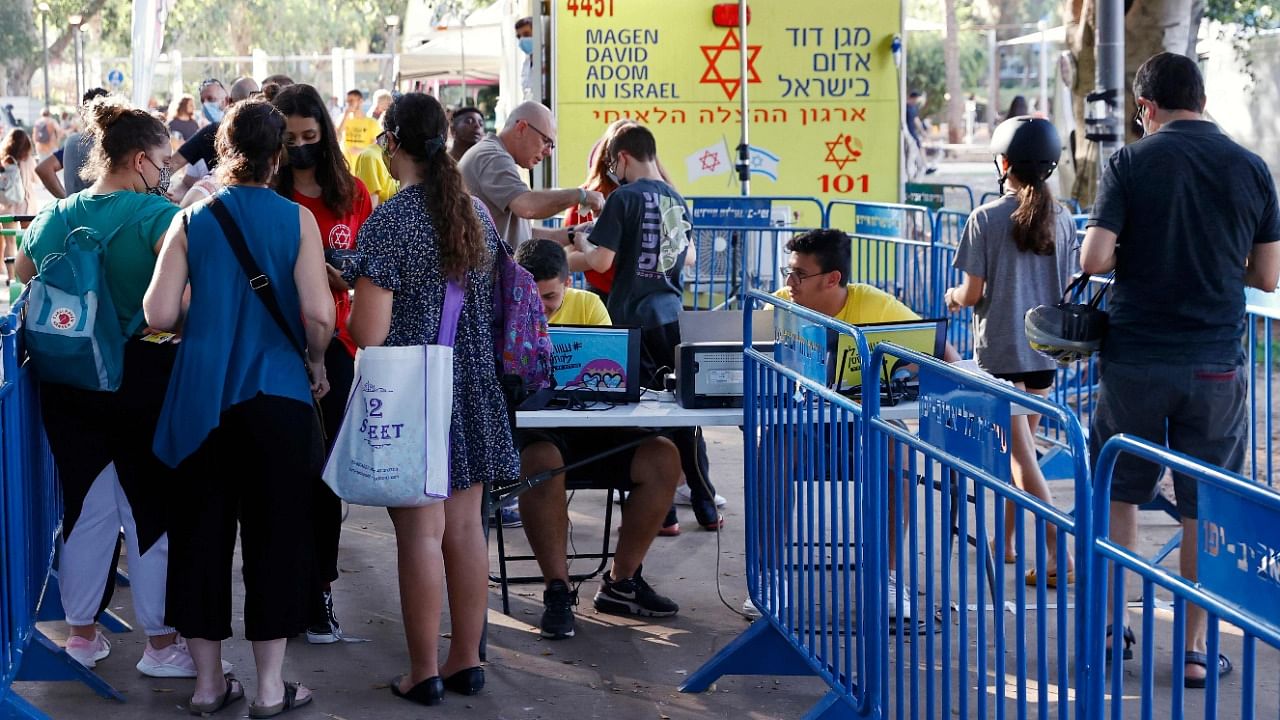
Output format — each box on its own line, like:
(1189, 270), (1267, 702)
(22, 190), (179, 334)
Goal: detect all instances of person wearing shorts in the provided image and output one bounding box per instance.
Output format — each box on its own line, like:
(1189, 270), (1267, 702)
(1081, 52), (1280, 687)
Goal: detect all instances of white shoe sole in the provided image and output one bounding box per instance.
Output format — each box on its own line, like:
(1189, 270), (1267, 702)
(305, 632), (341, 644)
(674, 488), (727, 507)
(136, 658), (233, 678)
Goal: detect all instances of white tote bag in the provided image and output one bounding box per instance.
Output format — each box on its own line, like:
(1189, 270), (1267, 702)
(322, 281), (464, 507)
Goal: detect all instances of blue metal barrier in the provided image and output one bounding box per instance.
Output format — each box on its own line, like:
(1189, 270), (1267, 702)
(683, 197), (827, 310)
(683, 291), (873, 719)
(864, 342), (1093, 720)
(905, 183), (975, 213)
(1088, 435), (1280, 719)
(0, 297), (123, 718)
(1246, 294), (1278, 486)
(931, 209), (973, 357)
(827, 201), (934, 316)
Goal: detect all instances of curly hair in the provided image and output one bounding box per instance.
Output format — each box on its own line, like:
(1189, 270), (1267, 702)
(0, 128), (33, 165)
(272, 83), (356, 217)
(383, 93), (488, 280)
(214, 100), (286, 186)
(80, 96), (170, 183)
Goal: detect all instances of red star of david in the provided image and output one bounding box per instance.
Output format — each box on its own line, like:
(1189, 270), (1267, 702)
(699, 150), (722, 172)
(824, 133), (863, 171)
(700, 29), (762, 101)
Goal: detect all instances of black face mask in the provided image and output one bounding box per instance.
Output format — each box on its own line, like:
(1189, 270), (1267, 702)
(287, 142), (321, 170)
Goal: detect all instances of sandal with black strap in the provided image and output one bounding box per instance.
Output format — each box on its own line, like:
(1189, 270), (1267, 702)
(1184, 651), (1232, 689)
(248, 682), (313, 718)
(1104, 624), (1134, 662)
(186, 675), (244, 716)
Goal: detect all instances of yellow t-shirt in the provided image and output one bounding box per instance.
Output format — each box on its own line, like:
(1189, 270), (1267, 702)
(550, 287), (611, 326)
(772, 284), (920, 386)
(351, 144), (399, 205)
(341, 116), (382, 163)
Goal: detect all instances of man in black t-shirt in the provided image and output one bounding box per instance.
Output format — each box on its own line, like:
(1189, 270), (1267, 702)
(169, 77), (260, 195)
(566, 124), (724, 534)
(1082, 52), (1280, 688)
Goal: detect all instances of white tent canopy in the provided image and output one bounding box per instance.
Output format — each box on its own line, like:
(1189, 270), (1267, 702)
(398, 23), (503, 81)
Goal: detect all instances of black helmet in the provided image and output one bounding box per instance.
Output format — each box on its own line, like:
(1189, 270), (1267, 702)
(991, 116), (1061, 180)
(1024, 274), (1110, 366)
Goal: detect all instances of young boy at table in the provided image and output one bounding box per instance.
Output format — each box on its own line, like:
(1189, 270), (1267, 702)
(512, 239), (682, 640)
(562, 124), (724, 533)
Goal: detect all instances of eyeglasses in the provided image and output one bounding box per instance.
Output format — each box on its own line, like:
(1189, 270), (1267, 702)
(523, 120), (556, 151)
(780, 267), (830, 284)
(375, 130), (399, 149)
(1132, 101), (1147, 138)
(198, 78), (224, 91)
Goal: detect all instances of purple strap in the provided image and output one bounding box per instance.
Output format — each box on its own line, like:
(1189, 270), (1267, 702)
(436, 280), (464, 347)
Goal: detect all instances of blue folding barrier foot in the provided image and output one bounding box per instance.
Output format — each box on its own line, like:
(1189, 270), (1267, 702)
(803, 689), (858, 720)
(1, 688), (51, 720)
(15, 632), (125, 702)
(1037, 446), (1076, 482)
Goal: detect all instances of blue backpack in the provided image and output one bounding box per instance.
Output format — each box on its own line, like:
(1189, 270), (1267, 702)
(23, 205), (138, 392)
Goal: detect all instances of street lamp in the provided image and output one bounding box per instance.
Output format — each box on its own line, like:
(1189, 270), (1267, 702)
(68, 14), (83, 102)
(37, 2), (50, 111)
(384, 14), (400, 89)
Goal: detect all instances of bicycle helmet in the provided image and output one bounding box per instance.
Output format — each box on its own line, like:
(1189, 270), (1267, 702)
(991, 116), (1061, 192)
(1024, 274), (1110, 366)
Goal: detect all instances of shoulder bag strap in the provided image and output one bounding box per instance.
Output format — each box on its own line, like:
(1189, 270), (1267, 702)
(207, 197), (307, 363)
(436, 280), (465, 347)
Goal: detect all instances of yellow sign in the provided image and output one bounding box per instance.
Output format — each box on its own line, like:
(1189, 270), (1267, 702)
(552, 0), (902, 207)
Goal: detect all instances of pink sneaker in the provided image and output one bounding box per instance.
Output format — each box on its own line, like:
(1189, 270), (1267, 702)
(136, 638), (233, 678)
(65, 631), (111, 668)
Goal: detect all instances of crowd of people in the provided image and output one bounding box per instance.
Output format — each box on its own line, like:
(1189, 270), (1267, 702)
(2, 48), (1276, 715)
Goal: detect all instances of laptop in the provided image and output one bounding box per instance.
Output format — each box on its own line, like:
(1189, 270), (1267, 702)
(546, 325), (643, 403)
(831, 319), (947, 402)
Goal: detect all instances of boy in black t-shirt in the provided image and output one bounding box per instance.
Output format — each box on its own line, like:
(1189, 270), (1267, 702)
(564, 124), (724, 531)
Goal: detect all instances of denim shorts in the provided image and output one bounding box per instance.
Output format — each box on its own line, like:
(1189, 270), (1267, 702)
(1089, 360), (1247, 519)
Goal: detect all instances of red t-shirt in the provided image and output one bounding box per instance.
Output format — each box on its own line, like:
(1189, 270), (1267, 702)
(567, 203), (615, 294)
(293, 178), (372, 357)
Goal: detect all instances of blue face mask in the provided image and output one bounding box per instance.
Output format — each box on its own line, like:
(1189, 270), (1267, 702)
(518, 37), (534, 55)
(201, 101), (224, 124)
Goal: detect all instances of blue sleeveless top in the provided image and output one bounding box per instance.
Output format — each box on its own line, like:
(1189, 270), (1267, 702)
(154, 186), (313, 467)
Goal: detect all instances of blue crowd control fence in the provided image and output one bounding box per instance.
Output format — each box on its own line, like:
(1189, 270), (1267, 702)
(1088, 435), (1280, 719)
(930, 209), (973, 357)
(865, 342), (1094, 720)
(1245, 292), (1279, 486)
(0, 297), (124, 719)
(905, 182), (975, 213)
(827, 201), (935, 316)
(682, 291), (874, 719)
(683, 196), (827, 310)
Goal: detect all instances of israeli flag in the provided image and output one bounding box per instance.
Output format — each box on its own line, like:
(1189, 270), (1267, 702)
(748, 145), (781, 181)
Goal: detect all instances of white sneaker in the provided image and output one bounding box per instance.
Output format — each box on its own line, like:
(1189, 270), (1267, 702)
(887, 574), (912, 621)
(674, 484), (727, 507)
(136, 637), (234, 678)
(741, 597), (762, 620)
(65, 631), (111, 668)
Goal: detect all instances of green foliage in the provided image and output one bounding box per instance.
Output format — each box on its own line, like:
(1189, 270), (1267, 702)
(1204, 0), (1279, 85)
(907, 31), (989, 120)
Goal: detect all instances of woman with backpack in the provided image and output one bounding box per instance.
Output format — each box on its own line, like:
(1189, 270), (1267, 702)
(272, 83), (374, 647)
(144, 98), (334, 716)
(14, 97), (206, 677)
(943, 116), (1078, 586)
(1, 127), (39, 284)
(348, 92), (518, 706)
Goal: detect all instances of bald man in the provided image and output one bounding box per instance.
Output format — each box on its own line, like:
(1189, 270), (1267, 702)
(458, 101), (603, 247)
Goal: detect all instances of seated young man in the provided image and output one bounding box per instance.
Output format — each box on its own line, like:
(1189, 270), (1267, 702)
(513, 238), (682, 639)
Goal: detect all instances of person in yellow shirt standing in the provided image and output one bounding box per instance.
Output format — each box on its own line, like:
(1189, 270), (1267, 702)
(511, 238), (683, 640)
(336, 90), (381, 168)
(350, 144), (399, 208)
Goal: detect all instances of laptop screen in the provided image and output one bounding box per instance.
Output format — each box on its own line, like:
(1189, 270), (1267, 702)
(546, 325), (643, 401)
(831, 319), (947, 394)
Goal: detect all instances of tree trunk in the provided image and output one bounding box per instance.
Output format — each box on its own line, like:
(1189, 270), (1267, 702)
(943, 0), (964, 143)
(1064, 0), (1202, 208)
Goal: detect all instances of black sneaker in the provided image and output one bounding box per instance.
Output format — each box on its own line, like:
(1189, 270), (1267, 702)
(540, 580), (578, 640)
(593, 566), (679, 618)
(305, 590), (341, 644)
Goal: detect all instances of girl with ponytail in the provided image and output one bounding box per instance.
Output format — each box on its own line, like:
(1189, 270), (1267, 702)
(348, 92), (517, 706)
(943, 116), (1079, 587)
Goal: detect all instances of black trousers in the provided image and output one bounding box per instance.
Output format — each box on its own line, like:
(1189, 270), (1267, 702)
(309, 339), (354, 617)
(640, 321), (719, 524)
(165, 394), (322, 641)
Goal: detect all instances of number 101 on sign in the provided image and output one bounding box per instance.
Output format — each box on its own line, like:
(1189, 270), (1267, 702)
(567, 0), (614, 16)
(819, 174), (870, 194)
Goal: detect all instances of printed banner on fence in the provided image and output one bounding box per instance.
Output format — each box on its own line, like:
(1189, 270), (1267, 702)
(917, 367), (1011, 483)
(690, 197), (774, 228)
(773, 303), (830, 386)
(553, 0), (900, 205)
(1199, 486), (1280, 628)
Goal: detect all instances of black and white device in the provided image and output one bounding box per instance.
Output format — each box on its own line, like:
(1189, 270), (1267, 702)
(675, 341), (773, 409)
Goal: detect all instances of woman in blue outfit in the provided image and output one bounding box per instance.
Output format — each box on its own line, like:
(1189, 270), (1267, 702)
(349, 92), (518, 706)
(144, 99), (335, 717)
(943, 116), (1077, 586)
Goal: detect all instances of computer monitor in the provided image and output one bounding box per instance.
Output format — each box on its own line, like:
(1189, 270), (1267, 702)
(831, 318), (947, 396)
(546, 325), (643, 403)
